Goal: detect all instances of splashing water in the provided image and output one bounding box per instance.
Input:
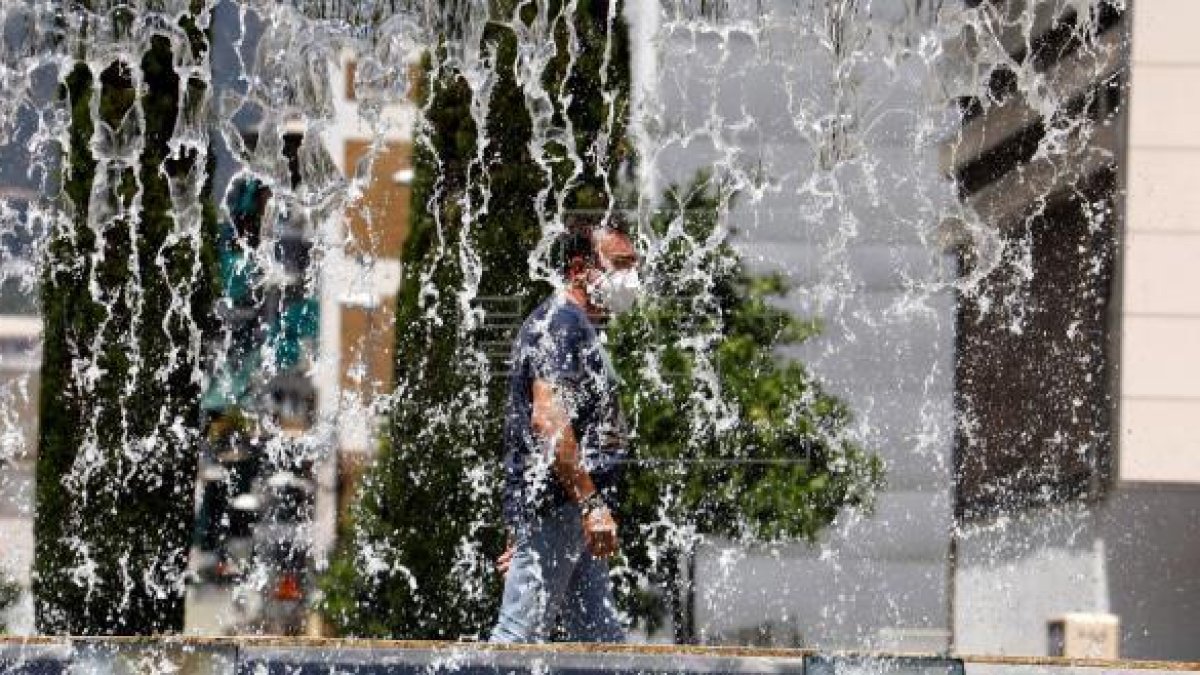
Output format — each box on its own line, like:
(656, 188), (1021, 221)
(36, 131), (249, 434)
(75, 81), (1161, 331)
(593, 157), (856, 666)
(3, 0), (1190, 662)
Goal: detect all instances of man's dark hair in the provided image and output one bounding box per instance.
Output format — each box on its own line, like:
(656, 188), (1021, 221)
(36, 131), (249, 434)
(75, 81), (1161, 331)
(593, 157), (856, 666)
(552, 211), (630, 275)
(554, 226), (595, 275)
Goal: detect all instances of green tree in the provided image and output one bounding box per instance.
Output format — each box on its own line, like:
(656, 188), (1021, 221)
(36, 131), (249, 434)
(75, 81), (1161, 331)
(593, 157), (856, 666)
(607, 179), (883, 642)
(34, 6), (218, 634)
(320, 0), (632, 638)
(320, 52), (501, 638)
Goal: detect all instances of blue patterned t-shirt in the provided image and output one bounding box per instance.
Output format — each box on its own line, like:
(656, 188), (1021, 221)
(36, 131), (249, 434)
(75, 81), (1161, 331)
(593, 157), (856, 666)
(501, 295), (628, 527)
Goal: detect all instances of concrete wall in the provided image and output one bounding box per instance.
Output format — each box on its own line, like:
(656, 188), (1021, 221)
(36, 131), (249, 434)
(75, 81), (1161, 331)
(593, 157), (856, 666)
(954, 484), (1200, 660)
(954, 504), (1109, 656)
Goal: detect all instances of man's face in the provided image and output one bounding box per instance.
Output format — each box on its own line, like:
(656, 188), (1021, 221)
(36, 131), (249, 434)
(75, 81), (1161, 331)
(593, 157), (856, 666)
(592, 228), (638, 275)
(578, 228), (640, 317)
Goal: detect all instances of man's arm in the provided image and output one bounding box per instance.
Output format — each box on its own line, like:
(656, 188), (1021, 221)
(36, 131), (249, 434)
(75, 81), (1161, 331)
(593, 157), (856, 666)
(531, 378), (618, 557)
(531, 378), (595, 503)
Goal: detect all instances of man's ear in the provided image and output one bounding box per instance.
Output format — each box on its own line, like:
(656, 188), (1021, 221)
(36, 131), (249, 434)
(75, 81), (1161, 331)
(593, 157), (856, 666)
(566, 255), (588, 285)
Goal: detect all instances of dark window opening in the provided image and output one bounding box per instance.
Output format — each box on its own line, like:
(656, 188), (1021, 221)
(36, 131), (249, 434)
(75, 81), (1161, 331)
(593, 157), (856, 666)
(954, 168), (1118, 520)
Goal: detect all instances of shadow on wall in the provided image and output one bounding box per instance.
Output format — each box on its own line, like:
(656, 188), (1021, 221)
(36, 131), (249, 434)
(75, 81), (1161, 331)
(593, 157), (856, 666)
(954, 484), (1200, 660)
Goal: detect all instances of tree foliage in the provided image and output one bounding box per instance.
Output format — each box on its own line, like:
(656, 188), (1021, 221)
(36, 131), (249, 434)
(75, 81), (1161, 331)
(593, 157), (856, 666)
(34, 9), (218, 634)
(608, 180), (883, 638)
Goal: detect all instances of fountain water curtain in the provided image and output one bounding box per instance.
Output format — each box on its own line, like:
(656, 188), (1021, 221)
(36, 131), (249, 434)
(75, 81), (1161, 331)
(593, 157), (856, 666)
(0, 0), (1130, 651)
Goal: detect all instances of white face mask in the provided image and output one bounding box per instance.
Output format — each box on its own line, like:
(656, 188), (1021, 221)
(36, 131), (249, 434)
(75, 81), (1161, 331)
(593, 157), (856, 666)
(590, 267), (641, 314)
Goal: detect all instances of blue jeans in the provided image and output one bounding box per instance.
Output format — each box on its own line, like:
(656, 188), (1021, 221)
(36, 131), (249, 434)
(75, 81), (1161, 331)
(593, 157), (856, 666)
(490, 502), (625, 643)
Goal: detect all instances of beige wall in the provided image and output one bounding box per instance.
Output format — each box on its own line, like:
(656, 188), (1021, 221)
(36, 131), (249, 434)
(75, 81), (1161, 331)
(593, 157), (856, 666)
(339, 296), (396, 404)
(1119, 0), (1200, 482)
(344, 140), (412, 261)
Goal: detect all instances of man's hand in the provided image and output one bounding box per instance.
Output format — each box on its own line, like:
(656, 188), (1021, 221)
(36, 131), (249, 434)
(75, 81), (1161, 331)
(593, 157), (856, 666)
(582, 506), (618, 558)
(531, 378), (618, 558)
(496, 542), (515, 578)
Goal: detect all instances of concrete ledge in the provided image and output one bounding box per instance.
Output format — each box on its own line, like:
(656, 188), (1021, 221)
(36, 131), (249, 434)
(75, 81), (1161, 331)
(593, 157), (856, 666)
(0, 637), (1196, 674)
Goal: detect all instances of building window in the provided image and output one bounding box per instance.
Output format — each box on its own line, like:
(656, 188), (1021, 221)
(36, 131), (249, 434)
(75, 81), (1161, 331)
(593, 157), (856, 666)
(955, 170), (1118, 519)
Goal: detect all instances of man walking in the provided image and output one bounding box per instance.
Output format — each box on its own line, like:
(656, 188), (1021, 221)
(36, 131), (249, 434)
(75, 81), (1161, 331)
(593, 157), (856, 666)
(490, 220), (641, 643)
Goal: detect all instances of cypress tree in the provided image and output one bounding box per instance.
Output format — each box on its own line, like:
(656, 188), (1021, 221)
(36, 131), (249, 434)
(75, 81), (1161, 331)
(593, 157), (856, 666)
(34, 5), (218, 634)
